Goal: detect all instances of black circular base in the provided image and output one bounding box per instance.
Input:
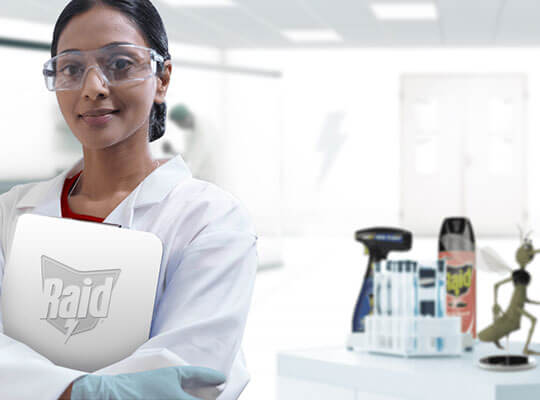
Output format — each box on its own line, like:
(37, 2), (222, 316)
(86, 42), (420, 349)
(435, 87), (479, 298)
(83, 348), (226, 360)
(477, 354), (536, 371)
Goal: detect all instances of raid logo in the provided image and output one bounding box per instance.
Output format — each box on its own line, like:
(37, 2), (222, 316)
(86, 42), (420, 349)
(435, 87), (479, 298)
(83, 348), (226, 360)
(40, 255), (120, 344)
(446, 264), (473, 296)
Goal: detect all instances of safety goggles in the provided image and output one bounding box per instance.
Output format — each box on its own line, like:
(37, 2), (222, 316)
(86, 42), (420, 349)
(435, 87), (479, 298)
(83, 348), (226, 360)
(43, 44), (164, 92)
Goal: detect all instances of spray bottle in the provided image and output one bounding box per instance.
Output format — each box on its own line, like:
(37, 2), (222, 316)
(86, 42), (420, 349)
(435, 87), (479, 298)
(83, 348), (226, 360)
(352, 228), (412, 333)
(438, 217), (476, 351)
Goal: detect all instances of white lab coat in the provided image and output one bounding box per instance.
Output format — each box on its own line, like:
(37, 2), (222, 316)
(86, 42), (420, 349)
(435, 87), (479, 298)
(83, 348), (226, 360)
(0, 154), (258, 400)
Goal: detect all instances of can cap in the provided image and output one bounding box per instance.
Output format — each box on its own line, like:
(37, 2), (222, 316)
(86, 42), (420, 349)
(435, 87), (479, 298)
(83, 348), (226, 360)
(439, 217), (475, 252)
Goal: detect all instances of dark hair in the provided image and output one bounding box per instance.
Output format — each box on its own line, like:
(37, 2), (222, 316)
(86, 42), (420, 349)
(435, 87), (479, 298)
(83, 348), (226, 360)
(51, 0), (171, 142)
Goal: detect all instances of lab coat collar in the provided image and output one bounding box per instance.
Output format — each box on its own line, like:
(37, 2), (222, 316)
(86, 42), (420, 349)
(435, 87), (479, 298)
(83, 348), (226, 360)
(14, 154), (192, 228)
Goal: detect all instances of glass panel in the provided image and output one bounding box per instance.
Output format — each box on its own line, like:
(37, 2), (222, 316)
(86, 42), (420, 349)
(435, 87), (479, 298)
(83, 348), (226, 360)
(489, 97), (513, 134)
(412, 99), (438, 133)
(489, 134), (513, 176)
(415, 135), (439, 175)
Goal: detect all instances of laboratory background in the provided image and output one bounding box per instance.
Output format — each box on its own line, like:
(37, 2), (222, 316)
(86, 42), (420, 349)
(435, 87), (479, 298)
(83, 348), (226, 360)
(2, 0), (540, 399)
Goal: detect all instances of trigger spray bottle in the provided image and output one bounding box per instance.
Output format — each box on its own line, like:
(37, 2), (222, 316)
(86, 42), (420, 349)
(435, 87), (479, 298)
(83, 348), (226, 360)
(352, 228), (412, 333)
(438, 217), (476, 351)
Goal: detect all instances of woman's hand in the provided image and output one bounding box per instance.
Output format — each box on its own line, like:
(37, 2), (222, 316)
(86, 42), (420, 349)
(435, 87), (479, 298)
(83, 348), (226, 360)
(70, 366), (225, 400)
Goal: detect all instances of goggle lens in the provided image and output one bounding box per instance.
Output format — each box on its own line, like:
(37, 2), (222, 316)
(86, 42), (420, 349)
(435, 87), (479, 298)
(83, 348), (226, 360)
(43, 45), (163, 91)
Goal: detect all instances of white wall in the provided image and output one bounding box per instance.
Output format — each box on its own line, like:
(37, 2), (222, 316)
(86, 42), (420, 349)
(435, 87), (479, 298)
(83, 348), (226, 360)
(0, 46), (60, 179)
(226, 48), (540, 238)
(161, 54), (283, 237)
(222, 69), (283, 236)
(7, 43), (540, 239)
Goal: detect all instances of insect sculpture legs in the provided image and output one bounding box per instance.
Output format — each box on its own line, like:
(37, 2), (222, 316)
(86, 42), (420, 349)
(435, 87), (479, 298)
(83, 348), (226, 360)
(518, 308), (539, 355)
(493, 277), (512, 313)
(483, 276), (513, 349)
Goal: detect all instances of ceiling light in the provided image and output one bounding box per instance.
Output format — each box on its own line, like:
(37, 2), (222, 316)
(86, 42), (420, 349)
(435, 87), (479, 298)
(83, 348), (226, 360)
(370, 2), (438, 20)
(281, 29), (343, 43)
(160, 0), (237, 6)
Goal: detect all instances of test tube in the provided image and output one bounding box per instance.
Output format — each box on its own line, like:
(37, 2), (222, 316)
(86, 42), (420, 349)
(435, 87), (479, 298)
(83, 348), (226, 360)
(436, 259), (447, 352)
(386, 261), (393, 349)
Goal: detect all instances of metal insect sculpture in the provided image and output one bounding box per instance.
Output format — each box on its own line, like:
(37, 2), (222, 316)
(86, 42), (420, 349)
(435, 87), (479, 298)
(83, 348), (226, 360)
(477, 230), (540, 355)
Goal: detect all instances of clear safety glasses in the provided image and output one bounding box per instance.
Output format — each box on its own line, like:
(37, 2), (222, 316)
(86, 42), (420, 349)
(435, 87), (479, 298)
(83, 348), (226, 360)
(43, 44), (164, 92)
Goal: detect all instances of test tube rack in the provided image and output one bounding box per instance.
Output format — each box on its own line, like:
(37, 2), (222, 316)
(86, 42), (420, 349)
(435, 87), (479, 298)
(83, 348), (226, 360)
(365, 315), (462, 357)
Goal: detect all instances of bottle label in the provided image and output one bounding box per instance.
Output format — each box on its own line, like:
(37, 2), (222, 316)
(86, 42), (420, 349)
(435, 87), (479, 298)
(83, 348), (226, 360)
(439, 251), (476, 338)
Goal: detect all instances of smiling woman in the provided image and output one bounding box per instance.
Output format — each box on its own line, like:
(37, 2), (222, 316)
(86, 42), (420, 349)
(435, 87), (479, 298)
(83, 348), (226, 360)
(46, 2), (174, 219)
(0, 1), (258, 400)
(51, 3), (171, 203)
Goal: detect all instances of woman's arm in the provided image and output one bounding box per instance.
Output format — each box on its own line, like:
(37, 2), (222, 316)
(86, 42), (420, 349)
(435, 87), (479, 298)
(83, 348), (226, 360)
(0, 250), (87, 400)
(0, 196), (87, 400)
(93, 202), (258, 400)
(1, 199), (256, 400)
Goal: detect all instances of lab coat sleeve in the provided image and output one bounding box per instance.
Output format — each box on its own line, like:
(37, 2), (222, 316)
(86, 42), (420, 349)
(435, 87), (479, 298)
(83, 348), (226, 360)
(94, 201), (258, 389)
(0, 228), (87, 400)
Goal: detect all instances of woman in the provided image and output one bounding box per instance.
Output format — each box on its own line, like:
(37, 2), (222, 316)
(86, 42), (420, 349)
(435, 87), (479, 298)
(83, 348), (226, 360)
(0, 1), (258, 399)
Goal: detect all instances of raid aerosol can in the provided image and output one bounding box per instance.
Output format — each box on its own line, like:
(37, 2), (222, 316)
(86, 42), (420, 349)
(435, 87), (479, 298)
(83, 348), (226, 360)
(438, 217), (476, 351)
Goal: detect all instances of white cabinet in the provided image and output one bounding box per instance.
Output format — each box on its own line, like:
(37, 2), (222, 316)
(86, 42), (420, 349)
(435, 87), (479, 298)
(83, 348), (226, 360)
(278, 377), (356, 400)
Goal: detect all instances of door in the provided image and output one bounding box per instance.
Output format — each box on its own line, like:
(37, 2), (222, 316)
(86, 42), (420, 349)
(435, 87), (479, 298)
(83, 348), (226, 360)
(401, 75), (527, 236)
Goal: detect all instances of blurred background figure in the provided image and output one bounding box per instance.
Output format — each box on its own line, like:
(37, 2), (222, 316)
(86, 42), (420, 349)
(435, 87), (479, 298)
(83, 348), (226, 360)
(151, 103), (225, 187)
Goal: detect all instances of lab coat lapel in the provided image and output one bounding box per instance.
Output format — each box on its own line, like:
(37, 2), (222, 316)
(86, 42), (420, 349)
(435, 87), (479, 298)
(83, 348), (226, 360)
(14, 155), (192, 229)
(105, 155), (192, 228)
(14, 163), (77, 218)
(133, 155), (192, 209)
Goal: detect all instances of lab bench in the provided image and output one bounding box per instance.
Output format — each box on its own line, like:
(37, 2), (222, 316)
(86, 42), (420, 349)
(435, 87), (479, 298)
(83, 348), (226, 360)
(277, 342), (540, 400)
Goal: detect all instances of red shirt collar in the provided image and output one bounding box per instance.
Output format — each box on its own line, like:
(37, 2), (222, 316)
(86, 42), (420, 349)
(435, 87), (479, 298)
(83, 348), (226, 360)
(60, 171), (104, 223)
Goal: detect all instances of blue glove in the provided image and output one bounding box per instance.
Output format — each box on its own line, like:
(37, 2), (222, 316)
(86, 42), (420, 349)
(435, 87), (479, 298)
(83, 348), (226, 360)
(70, 365), (226, 400)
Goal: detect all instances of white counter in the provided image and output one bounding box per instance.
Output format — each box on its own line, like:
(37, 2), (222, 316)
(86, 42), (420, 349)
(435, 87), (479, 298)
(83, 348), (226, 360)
(277, 342), (540, 400)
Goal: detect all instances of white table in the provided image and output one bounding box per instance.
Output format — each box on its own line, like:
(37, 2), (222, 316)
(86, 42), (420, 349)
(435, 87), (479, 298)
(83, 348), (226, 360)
(277, 342), (540, 400)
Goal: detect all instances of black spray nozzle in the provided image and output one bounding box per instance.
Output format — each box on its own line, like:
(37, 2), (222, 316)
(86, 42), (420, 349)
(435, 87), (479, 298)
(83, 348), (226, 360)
(354, 227), (412, 262)
(439, 217), (475, 252)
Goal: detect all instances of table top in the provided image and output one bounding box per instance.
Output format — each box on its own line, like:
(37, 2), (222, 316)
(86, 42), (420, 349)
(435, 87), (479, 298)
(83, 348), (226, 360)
(277, 342), (540, 400)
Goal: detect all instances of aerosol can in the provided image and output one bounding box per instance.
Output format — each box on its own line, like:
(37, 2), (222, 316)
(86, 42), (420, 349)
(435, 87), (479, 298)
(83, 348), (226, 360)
(438, 217), (476, 351)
